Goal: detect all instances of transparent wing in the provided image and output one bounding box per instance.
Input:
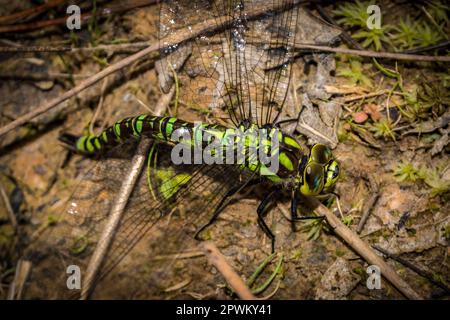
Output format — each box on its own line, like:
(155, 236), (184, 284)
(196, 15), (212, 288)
(158, 0), (299, 127)
(24, 140), (255, 299)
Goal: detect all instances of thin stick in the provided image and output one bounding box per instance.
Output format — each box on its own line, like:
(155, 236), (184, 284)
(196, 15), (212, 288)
(403, 40), (450, 54)
(315, 4), (449, 62)
(151, 251), (204, 261)
(89, 77), (109, 135)
(7, 259), (32, 300)
(0, 46), (71, 52)
(0, 183), (17, 232)
(0, 72), (91, 80)
(3, 40), (449, 64)
(80, 137), (152, 299)
(294, 44), (450, 62)
(154, 86), (175, 116)
(373, 245), (450, 294)
(0, 42), (155, 139)
(0, 0), (65, 25)
(306, 197), (423, 300)
(0, 0), (303, 139)
(0, 41), (151, 53)
(341, 90), (389, 103)
(201, 241), (255, 300)
(80, 86), (175, 299)
(420, 6), (448, 40)
(0, 0), (157, 33)
(356, 193), (379, 234)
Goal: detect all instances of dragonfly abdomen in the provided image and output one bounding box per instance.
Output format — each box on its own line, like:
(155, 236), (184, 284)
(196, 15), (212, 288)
(64, 114), (302, 182)
(67, 115), (221, 154)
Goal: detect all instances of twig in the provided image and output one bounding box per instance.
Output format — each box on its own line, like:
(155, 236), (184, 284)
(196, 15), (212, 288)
(341, 90), (390, 103)
(0, 0), (303, 139)
(0, 46), (71, 52)
(0, 42), (156, 139)
(0, 0), (157, 33)
(151, 251), (204, 261)
(403, 40), (450, 54)
(80, 137), (152, 299)
(201, 241), (255, 300)
(0, 0), (66, 25)
(294, 44), (450, 62)
(305, 197), (423, 300)
(0, 41), (152, 53)
(164, 277), (192, 293)
(356, 193), (379, 234)
(0, 183), (17, 232)
(420, 6), (448, 40)
(7, 259), (32, 300)
(71, 41), (152, 53)
(315, 4), (449, 62)
(373, 245), (450, 294)
(0, 72), (91, 81)
(80, 85), (175, 299)
(88, 77), (109, 135)
(154, 86), (176, 116)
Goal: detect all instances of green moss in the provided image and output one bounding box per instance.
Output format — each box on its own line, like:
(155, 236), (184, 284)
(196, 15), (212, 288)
(353, 25), (393, 51)
(393, 161), (421, 182)
(341, 215), (354, 227)
(0, 225), (14, 246)
(367, 118), (396, 141)
(353, 266), (366, 277)
(333, 1), (375, 28)
(46, 214), (59, 227)
(442, 225), (450, 240)
(334, 0), (448, 52)
(337, 59), (373, 87)
(290, 249), (302, 261)
(335, 248), (346, 257)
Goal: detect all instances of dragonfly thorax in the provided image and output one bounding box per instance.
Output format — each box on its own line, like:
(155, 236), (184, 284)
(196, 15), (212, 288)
(270, 141), (340, 197)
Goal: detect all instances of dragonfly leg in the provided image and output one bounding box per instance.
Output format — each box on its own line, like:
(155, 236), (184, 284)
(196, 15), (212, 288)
(290, 190), (325, 226)
(290, 190), (299, 233)
(194, 185), (241, 241)
(256, 190), (278, 253)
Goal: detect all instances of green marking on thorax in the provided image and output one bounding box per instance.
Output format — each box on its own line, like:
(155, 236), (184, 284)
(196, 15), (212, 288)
(284, 136), (301, 149)
(279, 152), (294, 171)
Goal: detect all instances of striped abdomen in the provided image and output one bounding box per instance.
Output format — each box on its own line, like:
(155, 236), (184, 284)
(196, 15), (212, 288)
(70, 115), (223, 154)
(63, 114), (306, 182)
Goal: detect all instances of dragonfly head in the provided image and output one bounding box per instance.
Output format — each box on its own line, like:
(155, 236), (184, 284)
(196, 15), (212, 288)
(297, 144), (340, 196)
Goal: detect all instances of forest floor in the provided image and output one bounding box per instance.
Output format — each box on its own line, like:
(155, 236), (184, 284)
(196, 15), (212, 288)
(0, 0), (449, 300)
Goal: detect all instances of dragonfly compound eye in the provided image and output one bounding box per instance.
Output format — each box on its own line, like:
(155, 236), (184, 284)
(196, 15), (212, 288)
(324, 160), (340, 189)
(310, 144), (332, 165)
(300, 162), (324, 196)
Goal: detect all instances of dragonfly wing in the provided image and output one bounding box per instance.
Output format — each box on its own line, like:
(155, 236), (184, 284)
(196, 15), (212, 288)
(158, 0), (299, 127)
(24, 140), (255, 298)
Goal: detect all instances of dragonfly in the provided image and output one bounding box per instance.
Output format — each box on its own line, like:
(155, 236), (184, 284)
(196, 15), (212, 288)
(27, 0), (340, 299)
